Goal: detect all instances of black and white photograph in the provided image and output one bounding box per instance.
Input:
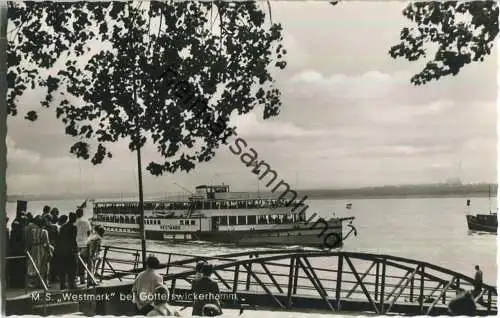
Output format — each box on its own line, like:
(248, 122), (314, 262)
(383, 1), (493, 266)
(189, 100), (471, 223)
(2, 1), (498, 316)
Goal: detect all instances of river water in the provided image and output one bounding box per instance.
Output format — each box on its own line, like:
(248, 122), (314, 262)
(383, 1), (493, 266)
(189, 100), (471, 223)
(6, 196), (497, 284)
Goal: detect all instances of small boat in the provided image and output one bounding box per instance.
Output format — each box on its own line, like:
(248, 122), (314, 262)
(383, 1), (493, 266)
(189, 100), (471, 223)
(465, 195), (497, 234)
(346, 203), (352, 210)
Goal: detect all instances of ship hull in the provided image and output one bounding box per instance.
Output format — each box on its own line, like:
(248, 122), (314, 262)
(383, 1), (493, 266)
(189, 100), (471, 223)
(91, 220), (347, 249)
(466, 214), (497, 234)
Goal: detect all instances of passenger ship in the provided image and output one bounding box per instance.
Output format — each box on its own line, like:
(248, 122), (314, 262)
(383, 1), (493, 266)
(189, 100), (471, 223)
(89, 184), (355, 248)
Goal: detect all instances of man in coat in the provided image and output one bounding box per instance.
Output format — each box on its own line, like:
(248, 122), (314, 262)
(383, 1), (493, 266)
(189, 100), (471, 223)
(55, 212), (78, 289)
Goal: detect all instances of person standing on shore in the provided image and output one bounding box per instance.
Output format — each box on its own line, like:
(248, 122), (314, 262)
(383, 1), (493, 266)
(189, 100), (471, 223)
(473, 265), (483, 300)
(8, 211), (27, 288)
(82, 225), (105, 284)
(26, 216), (51, 287)
(75, 208), (91, 284)
(50, 208), (59, 223)
(57, 215), (68, 227)
(55, 212), (78, 290)
(42, 205), (51, 217)
(191, 263), (222, 316)
(45, 213), (59, 284)
(194, 261), (207, 281)
(132, 256), (164, 315)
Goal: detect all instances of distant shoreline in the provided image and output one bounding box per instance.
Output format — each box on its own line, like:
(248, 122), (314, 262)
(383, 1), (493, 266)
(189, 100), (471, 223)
(7, 191), (497, 202)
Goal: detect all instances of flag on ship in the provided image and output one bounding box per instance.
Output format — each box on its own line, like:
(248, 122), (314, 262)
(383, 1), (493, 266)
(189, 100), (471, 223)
(78, 200), (87, 209)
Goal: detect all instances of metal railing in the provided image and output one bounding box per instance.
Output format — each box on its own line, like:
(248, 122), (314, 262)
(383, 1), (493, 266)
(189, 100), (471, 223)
(25, 250), (49, 315)
(6, 249), (103, 316)
(93, 245), (304, 282)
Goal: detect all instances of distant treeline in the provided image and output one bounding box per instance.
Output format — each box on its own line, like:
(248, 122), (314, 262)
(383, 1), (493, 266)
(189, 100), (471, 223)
(7, 183), (498, 202)
(296, 183), (498, 199)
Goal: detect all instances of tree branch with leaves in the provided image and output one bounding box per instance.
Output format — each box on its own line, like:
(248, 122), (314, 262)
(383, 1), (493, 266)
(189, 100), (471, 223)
(389, 1), (498, 85)
(8, 1), (287, 175)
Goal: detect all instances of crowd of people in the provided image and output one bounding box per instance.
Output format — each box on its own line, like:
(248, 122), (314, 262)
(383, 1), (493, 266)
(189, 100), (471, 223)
(6, 204), (105, 290)
(131, 256), (222, 317)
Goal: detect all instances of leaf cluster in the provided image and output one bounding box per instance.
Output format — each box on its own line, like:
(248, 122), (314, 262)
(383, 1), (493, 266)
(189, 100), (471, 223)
(7, 1), (287, 175)
(389, 1), (498, 85)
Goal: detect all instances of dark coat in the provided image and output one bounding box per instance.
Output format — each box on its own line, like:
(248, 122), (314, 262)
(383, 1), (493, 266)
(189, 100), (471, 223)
(191, 277), (221, 316)
(46, 223), (58, 247)
(9, 217), (26, 256)
(448, 292), (476, 316)
(55, 223), (77, 257)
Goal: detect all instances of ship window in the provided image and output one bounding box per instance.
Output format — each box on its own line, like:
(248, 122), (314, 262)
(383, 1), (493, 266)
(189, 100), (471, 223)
(191, 220), (195, 225)
(219, 216), (228, 225)
(258, 216), (268, 224)
(237, 216), (246, 225)
(247, 215), (256, 225)
(229, 216), (237, 225)
(180, 220), (184, 225)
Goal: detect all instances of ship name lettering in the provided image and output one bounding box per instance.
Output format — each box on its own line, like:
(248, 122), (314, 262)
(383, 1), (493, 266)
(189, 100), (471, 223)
(160, 225), (181, 230)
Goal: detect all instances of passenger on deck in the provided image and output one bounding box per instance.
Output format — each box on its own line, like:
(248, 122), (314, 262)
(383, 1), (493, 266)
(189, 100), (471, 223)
(146, 284), (181, 316)
(132, 255), (164, 315)
(473, 265), (483, 299)
(75, 208), (91, 285)
(55, 212), (78, 290)
(448, 289), (476, 316)
(191, 263), (222, 316)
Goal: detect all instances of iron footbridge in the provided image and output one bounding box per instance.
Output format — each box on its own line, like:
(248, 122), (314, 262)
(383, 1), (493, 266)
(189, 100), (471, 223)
(94, 246), (497, 316)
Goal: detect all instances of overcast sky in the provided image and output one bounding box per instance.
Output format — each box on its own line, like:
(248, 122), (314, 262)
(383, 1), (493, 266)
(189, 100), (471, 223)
(6, 2), (498, 196)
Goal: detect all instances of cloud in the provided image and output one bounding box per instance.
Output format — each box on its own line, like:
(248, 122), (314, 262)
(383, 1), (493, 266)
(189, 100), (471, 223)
(5, 2), (497, 195)
(229, 110), (328, 141)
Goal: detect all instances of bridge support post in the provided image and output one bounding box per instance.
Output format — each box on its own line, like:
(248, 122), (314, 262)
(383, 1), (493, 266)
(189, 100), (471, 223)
(169, 279), (177, 300)
(287, 257), (296, 308)
(233, 264), (240, 294)
(419, 266), (425, 314)
(100, 246), (109, 282)
(487, 289), (492, 314)
(335, 255), (343, 311)
(379, 258), (386, 314)
(245, 255), (252, 291)
(292, 259), (299, 295)
(374, 262), (380, 301)
(410, 272), (414, 302)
